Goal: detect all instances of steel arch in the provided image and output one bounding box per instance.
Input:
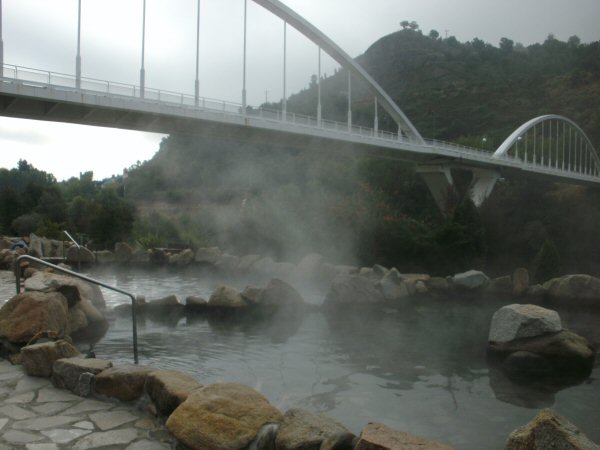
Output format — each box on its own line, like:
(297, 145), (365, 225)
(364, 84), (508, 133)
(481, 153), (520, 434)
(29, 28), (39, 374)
(251, 0), (424, 144)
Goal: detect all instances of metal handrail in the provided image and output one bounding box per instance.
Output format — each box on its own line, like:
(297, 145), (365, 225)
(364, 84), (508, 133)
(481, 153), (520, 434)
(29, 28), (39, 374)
(14, 255), (139, 364)
(63, 230), (81, 272)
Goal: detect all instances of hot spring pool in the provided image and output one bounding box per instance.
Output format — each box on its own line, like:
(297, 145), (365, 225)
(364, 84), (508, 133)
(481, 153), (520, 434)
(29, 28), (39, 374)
(7, 268), (600, 449)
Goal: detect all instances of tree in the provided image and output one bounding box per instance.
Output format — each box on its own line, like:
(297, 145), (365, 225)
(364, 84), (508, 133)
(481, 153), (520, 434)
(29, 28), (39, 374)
(499, 37), (514, 52)
(429, 29), (440, 40)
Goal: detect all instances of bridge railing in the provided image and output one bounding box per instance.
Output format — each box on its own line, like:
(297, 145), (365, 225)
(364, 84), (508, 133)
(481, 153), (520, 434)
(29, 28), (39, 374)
(2, 62), (496, 156)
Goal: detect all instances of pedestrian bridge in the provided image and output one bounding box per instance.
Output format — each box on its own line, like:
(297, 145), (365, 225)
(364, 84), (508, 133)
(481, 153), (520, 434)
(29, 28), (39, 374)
(0, 0), (598, 212)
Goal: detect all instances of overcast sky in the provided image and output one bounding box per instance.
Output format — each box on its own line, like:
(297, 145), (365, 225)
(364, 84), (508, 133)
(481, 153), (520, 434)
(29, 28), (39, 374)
(1, 0), (599, 180)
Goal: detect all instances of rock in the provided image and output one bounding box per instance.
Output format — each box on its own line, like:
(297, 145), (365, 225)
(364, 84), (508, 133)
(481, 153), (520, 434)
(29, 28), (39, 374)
(275, 408), (350, 450)
(209, 286), (247, 309)
(271, 262), (295, 280)
(323, 274), (385, 309)
(451, 270), (489, 290)
(41, 237), (53, 258)
(148, 295), (181, 308)
(255, 279), (305, 310)
(378, 269), (410, 303)
(372, 264), (389, 280)
(252, 257), (275, 274)
(132, 249), (151, 264)
(359, 267), (375, 280)
(21, 340), (80, 377)
(114, 242), (134, 263)
(414, 280), (428, 295)
(505, 408), (600, 450)
(488, 330), (595, 375)
(25, 270), (105, 310)
(166, 382), (283, 450)
(95, 365), (154, 401)
(149, 249), (169, 265)
(543, 274), (600, 302)
(66, 246), (95, 264)
(355, 422), (454, 450)
(145, 370), (203, 416)
(488, 276), (513, 295)
(249, 423), (279, 450)
(489, 304), (562, 343)
(241, 286), (264, 305)
(29, 233), (44, 257)
(238, 255), (262, 272)
(172, 249), (195, 266)
(195, 247), (222, 266)
(94, 250), (115, 265)
(0, 291), (69, 344)
(216, 254), (241, 273)
(185, 296), (208, 312)
(52, 357), (113, 392)
(525, 284), (547, 298)
(319, 432), (357, 450)
(513, 268), (530, 295)
(293, 254), (324, 284)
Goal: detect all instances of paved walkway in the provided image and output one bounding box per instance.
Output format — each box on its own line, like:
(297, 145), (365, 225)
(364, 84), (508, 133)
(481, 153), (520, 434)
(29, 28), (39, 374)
(0, 359), (176, 450)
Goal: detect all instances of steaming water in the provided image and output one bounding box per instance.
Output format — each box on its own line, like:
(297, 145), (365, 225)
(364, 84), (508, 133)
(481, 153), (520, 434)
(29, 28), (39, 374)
(3, 269), (599, 449)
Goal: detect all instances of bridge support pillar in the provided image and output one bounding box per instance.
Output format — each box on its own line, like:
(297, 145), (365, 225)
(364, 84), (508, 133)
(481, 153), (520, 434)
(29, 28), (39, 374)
(416, 164), (456, 215)
(468, 168), (500, 207)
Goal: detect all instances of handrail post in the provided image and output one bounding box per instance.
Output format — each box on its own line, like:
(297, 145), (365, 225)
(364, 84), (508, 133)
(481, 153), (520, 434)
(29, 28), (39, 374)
(14, 255), (139, 364)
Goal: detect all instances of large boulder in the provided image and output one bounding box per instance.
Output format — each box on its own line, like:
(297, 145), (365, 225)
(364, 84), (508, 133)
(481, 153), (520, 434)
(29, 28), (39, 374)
(166, 382), (283, 450)
(94, 365), (154, 401)
(145, 370), (203, 416)
(275, 408), (351, 450)
(195, 247), (222, 266)
(254, 279), (305, 310)
(209, 286), (247, 309)
(451, 270), (489, 290)
(323, 274), (385, 309)
(0, 291), (69, 344)
(114, 242), (134, 263)
(355, 422), (454, 450)
(505, 408), (600, 450)
(52, 357), (113, 392)
(238, 254), (262, 272)
(21, 340), (80, 377)
(25, 270), (105, 310)
(66, 245), (95, 264)
(543, 274), (600, 302)
(489, 304), (562, 344)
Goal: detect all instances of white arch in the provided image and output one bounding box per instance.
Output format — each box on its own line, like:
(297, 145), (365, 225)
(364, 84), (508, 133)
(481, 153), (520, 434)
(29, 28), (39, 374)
(251, 0), (424, 144)
(493, 114), (600, 167)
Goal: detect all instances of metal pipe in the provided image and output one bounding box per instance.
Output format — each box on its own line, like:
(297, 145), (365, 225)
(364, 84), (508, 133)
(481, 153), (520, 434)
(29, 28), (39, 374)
(374, 96), (378, 134)
(347, 71), (351, 131)
(242, 0), (247, 111)
(76, 0), (81, 89)
(317, 47), (321, 126)
(63, 230), (81, 272)
(14, 255), (139, 364)
(0, 0), (3, 78)
(140, 0), (146, 98)
(195, 0), (200, 107)
(282, 21), (287, 120)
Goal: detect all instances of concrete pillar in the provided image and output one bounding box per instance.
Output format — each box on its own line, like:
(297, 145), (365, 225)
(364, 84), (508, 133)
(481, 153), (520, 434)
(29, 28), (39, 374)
(469, 168), (500, 206)
(416, 164), (456, 214)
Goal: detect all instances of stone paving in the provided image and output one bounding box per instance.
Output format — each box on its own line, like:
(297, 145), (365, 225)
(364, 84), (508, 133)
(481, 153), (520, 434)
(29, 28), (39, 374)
(0, 359), (176, 450)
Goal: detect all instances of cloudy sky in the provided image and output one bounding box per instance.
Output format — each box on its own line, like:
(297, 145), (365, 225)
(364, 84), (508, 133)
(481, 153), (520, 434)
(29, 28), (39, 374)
(1, 0), (599, 180)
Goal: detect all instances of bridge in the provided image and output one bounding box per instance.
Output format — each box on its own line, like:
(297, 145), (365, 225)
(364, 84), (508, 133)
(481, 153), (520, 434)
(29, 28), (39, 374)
(1, 0), (599, 213)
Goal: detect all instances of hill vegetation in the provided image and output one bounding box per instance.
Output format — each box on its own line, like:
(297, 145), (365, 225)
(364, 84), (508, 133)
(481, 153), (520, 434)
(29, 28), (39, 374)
(2, 28), (600, 278)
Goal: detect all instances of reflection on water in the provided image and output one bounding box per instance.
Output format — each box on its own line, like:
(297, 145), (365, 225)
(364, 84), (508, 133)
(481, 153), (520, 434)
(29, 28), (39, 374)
(2, 268), (598, 449)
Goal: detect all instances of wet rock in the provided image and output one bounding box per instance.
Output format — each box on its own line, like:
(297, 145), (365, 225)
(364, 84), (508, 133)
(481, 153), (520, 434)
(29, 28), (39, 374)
(241, 286), (263, 305)
(489, 304), (562, 344)
(355, 422), (454, 450)
(148, 295), (181, 308)
(512, 268), (530, 295)
(543, 274), (600, 303)
(185, 296), (208, 312)
(488, 330), (594, 375)
(209, 286), (247, 309)
(66, 246), (95, 264)
(195, 247), (222, 266)
(95, 365), (154, 401)
(25, 270), (105, 310)
(275, 408), (350, 450)
(52, 357), (113, 392)
(451, 270), (489, 290)
(21, 340), (80, 377)
(166, 382), (283, 450)
(487, 275), (513, 295)
(249, 423), (278, 450)
(255, 279), (305, 310)
(0, 291), (69, 344)
(145, 370), (202, 416)
(94, 250), (115, 265)
(323, 274), (385, 309)
(319, 432), (357, 450)
(114, 242), (134, 263)
(505, 408), (600, 450)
